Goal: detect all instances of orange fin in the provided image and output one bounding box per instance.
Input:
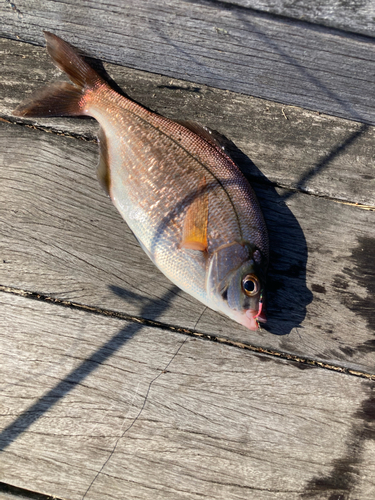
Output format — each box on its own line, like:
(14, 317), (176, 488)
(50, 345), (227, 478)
(97, 126), (111, 196)
(13, 32), (104, 118)
(181, 176), (209, 252)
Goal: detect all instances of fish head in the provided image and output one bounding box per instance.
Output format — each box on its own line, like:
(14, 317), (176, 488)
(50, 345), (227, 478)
(206, 242), (267, 331)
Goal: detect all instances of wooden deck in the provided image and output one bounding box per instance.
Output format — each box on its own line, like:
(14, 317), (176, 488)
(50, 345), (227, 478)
(1, 1), (375, 499)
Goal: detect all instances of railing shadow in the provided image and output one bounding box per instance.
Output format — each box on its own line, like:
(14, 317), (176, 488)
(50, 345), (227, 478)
(0, 286), (179, 452)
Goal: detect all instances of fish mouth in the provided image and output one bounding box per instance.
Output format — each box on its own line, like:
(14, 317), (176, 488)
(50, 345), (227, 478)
(236, 309), (267, 331)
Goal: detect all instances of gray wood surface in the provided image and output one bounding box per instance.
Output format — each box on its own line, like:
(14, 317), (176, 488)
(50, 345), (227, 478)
(227, 0), (375, 37)
(1, 0), (375, 125)
(1, 121), (375, 373)
(1, 12), (375, 498)
(2, 38), (375, 207)
(1, 293), (375, 500)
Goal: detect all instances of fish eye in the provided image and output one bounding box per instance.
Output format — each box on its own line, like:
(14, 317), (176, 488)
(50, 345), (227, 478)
(242, 274), (260, 296)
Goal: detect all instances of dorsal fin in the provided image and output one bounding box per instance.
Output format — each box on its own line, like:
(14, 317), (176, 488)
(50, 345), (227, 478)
(176, 121), (227, 152)
(181, 176), (209, 252)
(96, 126), (111, 196)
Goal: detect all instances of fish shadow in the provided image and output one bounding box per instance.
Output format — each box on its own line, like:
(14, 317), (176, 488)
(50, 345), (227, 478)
(223, 136), (313, 335)
(86, 57), (131, 98)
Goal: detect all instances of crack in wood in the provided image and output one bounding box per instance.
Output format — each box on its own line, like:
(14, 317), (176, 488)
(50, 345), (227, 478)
(1, 284), (374, 381)
(0, 115), (97, 143)
(81, 336), (189, 499)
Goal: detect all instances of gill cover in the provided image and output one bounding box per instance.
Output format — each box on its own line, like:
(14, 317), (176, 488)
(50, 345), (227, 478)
(206, 241), (263, 315)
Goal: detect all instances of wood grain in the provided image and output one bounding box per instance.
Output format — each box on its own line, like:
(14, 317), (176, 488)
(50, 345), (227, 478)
(1, 292), (375, 500)
(1, 0), (375, 124)
(1, 38), (375, 206)
(2, 6), (375, 500)
(225, 0), (375, 37)
(1, 122), (375, 373)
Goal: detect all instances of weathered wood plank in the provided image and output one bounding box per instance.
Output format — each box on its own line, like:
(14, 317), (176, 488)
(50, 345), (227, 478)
(1, 292), (375, 500)
(226, 0), (375, 38)
(1, 0), (375, 124)
(1, 122), (375, 373)
(1, 38), (374, 206)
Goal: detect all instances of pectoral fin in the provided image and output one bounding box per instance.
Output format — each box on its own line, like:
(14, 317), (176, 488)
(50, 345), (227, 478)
(181, 177), (208, 252)
(97, 126), (111, 196)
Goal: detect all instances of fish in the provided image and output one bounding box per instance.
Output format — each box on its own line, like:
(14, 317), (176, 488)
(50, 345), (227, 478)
(13, 32), (269, 331)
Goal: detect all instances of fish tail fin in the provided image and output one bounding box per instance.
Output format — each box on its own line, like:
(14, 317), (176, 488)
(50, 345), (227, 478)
(44, 31), (101, 89)
(13, 32), (105, 118)
(13, 81), (86, 117)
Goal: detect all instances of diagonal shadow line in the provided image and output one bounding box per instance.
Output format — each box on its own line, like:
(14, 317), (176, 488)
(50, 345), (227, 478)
(81, 330), (189, 499)
(154, 0), (370, 203)
(228, 6), (370, 199)
(0, 286), (179, 452)
(281, 123), (369, 202)
(185, 0), (368, 121)
(184, 0), (375, 42)
(149, 18), (219, 81)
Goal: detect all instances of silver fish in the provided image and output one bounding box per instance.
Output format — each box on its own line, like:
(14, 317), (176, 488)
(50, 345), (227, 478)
(13, 32), (269, 330)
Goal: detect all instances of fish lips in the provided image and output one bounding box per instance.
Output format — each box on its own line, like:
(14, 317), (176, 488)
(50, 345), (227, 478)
(235, 308), (267, 331)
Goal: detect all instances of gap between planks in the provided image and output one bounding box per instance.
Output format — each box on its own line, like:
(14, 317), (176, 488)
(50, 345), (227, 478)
(1, 284), (374, 381)
(0, 481), (59, 500)
(1, 116), (373, 212)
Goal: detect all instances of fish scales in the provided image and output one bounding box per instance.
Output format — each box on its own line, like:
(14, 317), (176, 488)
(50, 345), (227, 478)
(13, 32), (269, 331)
(90, 86), (267, 252)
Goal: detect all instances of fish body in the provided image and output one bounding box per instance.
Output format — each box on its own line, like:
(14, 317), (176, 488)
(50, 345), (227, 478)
(14, 33), (269, 330)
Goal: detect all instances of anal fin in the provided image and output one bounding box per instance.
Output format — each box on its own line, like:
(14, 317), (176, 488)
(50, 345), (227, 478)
(181, 176), (209, 252)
